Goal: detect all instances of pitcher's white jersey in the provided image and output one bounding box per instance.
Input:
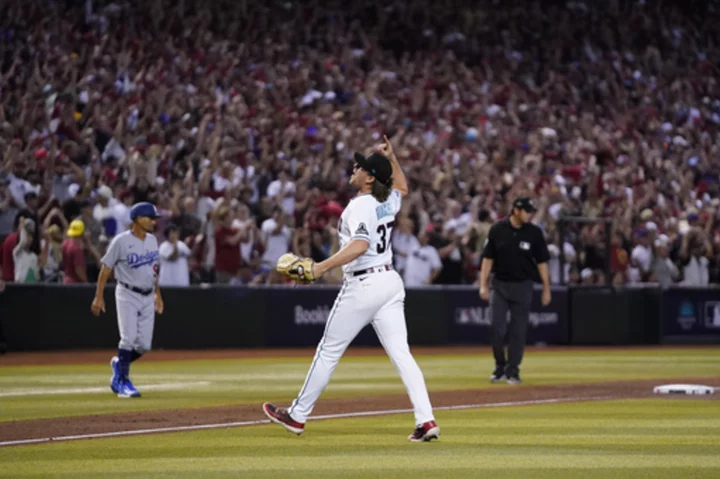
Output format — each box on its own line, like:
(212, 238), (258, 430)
(338, 189), (402, 275)
(286, 185), (436, 428)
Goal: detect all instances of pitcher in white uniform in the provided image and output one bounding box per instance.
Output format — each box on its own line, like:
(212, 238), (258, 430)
(263, 136), (440, 442)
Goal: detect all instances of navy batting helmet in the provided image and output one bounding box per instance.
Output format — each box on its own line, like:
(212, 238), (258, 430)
(130, 202), (159, 221)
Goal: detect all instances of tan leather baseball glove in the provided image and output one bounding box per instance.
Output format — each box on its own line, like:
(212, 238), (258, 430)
(276, 253), (316, 283)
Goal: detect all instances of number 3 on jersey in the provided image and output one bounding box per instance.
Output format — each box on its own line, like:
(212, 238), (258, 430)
(376, 221), (395, 253)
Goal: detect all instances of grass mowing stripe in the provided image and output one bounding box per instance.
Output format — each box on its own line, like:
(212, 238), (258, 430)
(0, 382), (211, 397)
(0, 394), (615, 447)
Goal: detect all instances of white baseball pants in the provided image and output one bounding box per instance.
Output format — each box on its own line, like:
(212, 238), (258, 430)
(288, 269), (435, 425)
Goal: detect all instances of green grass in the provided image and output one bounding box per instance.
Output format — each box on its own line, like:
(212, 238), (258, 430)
(1, 348), (719, 422)
(1, 399), (719, 478)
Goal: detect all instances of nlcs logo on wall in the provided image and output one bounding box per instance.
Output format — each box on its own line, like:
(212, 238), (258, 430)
(455, 307), (491, 326)
(677, 301), (697, 331)
(454, 307), (558, 327)
(705, 302), (720, 329)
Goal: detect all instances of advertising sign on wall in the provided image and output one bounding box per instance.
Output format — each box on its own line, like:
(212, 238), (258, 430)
(663, 288), (720, 340)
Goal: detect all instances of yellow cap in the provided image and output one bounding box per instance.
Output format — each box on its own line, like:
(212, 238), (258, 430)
(67, 220), (85, 238)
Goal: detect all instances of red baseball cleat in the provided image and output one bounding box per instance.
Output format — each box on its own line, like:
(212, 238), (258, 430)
(408, 420), (440, 442)
(262, 402), (305, 435)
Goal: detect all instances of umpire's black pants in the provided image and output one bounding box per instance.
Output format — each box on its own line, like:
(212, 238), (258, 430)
(489, 279), (533, 377)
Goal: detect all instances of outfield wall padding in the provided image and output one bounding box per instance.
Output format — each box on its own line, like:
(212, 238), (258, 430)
(0, 284), (717, 351)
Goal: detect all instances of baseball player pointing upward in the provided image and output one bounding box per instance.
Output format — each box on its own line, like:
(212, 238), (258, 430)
(91, 202), (163, 398)
(264, 136), (439, 442)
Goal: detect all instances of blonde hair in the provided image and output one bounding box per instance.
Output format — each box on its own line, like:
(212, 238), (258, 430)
(371, 178), (392, 203)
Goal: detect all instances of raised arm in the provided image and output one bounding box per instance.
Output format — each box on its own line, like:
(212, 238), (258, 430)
(379, 135), (408, 197)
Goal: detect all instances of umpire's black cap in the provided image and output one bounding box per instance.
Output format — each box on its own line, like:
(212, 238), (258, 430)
(353, 152), (393, 186)
(513, 197), (538, 213)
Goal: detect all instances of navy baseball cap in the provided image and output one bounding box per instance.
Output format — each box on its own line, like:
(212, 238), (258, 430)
(130, 202), (160, 220)
(513, 197), (538, 213)
(353, 152), (393, 186)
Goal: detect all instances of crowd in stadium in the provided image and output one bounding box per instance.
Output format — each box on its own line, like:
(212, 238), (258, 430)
(0, 0), (718, 289)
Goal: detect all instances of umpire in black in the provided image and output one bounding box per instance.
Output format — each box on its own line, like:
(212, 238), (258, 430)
(479, 197), (551, 385)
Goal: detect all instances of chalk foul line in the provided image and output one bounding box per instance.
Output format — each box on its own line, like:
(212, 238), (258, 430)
(0, 394), (617, 447)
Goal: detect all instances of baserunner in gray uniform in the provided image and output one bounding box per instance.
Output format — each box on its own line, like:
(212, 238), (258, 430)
(91, 202), (164, 398)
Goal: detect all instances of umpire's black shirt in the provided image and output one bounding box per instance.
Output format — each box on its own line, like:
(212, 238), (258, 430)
(481, 219), (550, 282)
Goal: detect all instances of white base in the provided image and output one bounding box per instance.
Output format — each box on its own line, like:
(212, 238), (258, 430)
(653, 384), (715, 395)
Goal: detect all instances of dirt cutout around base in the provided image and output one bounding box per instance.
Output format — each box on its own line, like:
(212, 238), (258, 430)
(1, 377), (718, 445)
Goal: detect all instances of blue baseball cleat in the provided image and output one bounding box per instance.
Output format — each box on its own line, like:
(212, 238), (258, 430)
(117, 378), (142, 398)
(110, 357), (120, 393)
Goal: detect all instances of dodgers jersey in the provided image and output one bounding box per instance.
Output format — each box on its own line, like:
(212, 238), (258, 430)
(101, 230), (160, 290)
(339, 189), (402, 275)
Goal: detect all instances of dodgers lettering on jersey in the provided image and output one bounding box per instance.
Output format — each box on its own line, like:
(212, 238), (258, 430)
(338, 189), (402, 275)
(101, 230), (160, 290)
(127, 251), (160, 269)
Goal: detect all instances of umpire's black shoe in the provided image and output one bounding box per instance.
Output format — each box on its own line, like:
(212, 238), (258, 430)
(490, 369), (506, 383)
(506, 375), (523, 385)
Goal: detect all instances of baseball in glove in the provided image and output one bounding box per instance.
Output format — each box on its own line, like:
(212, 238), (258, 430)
(276, 253), (316, 283)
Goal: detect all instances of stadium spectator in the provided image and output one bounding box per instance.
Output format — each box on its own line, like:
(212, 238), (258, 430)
(40, 208), (68, 283)
(214, 206), (245, 284)
(92, 185), (119, 237)
(547, 240), (577, 286)
(679, 228), (712, 286)
(403, 225), (443, 287)
(260, 207), (292, 272)
(0, 0), (717, 286)
(76, 201), (102, 281)
(158, 225), (191, 287)
(392, 217), (419, 277)
(650, 238), (681, 288)
(631, 230), (654, 282)
(580, 268), (595, 286)
(0, 174), (19, 241)
(13, 218), (40, 283)
(61, 220), (88, 284)
(0, 216), (20, 282)
(171, 198), (203, 245)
